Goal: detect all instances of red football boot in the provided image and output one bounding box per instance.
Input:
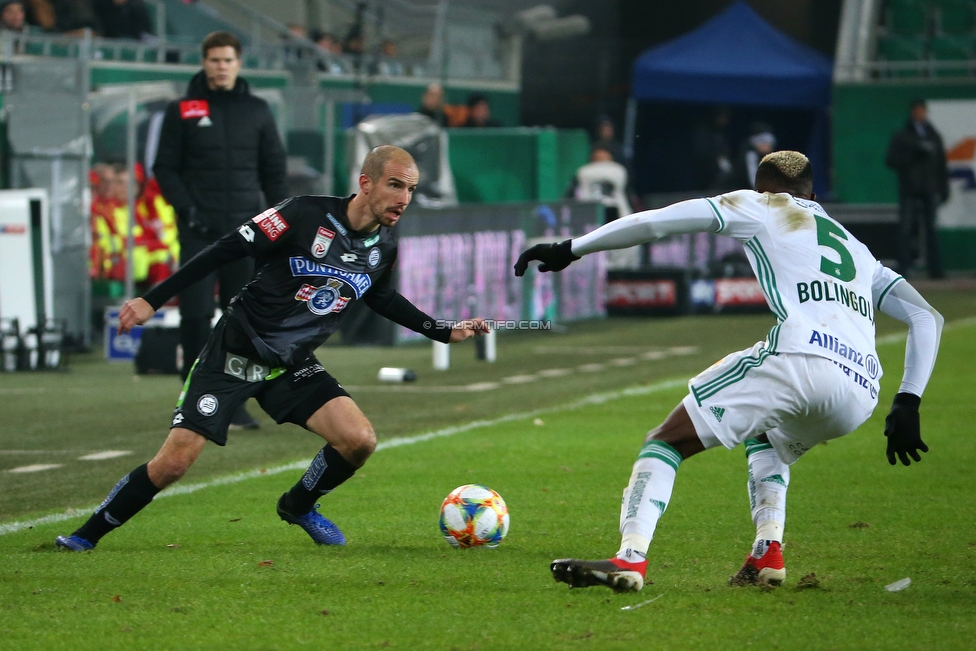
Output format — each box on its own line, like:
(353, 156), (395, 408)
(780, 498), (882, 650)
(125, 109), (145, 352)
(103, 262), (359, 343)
(730, 540), (785, 586)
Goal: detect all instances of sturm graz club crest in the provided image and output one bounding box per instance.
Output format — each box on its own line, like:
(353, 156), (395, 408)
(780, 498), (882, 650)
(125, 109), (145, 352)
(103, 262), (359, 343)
(197, 394), (218, 416)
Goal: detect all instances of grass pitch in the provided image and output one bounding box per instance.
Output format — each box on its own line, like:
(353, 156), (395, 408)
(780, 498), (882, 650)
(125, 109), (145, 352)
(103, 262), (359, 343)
(1, 289), (975, 649)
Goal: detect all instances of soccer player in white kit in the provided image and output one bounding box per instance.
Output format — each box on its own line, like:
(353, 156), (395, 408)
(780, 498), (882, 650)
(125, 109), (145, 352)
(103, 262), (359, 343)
(514, 151), (943, 592)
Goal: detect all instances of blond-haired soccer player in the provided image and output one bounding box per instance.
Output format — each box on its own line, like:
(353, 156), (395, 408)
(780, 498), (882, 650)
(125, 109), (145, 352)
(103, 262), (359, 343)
(515, 151), (943, 591)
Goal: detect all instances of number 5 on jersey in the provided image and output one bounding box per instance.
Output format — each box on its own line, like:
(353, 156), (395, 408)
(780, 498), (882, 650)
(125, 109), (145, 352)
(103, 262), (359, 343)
(815, 216), (855, 282)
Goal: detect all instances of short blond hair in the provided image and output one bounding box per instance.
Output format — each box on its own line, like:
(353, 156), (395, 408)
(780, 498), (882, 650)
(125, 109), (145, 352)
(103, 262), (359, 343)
(755, 150), (813, 195)
(361, 145), (416, 181)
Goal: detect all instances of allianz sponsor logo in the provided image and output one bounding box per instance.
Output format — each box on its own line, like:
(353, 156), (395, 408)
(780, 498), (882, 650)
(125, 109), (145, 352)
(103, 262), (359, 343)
(797, 279), (874, 324)
(808, 329), (880, 380)
(288, 257), (372, 298)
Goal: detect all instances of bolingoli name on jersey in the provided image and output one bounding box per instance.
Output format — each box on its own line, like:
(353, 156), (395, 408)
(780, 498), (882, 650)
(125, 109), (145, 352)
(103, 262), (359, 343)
(288, 257), (372, 298)
(796, 279), (874, 324)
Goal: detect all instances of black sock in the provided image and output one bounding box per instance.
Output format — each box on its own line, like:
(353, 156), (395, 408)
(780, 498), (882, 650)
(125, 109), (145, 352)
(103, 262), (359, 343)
(74, 464), (161, 544)
(282, 446), (357, 515)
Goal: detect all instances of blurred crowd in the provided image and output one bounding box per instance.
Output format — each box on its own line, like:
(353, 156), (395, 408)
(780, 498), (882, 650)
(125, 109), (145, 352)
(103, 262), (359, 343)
(89, 162), (178, 288)
(0, 0), (154, 39)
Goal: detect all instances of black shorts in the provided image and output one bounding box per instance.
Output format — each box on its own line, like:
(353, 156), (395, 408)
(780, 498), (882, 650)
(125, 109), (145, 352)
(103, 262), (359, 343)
(170, 318), (350, 445)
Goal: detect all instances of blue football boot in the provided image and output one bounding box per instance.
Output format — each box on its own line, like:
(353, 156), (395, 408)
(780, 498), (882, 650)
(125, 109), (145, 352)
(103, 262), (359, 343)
(276, 494), (346, 546)
(55, 535), (95, 551)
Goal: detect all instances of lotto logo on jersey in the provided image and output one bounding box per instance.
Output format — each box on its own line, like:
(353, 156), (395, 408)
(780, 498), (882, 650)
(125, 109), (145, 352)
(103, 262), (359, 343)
(179, 100), (209, 119)
(311, 227), (335, 259)
(252, 208), (289, 241)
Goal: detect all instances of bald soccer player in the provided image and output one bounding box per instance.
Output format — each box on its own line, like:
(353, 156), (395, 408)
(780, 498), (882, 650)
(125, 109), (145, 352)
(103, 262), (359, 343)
(58, 146), (488, 551)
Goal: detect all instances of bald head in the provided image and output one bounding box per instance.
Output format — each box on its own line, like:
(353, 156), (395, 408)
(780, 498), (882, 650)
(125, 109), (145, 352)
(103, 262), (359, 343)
(754, 150), (814, 198)
(361, 145), (417, 182)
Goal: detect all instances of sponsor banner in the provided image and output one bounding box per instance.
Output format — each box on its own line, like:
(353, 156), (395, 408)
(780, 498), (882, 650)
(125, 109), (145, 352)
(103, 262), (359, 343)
(689, 279), (716, 308)
(605, 279), (677, 308)
(930, 100), (976, 230)
(714, 278), (765, 306)
(179, 100), (209, 119)
(253, 208), (289, 241)
(288, 258), (372, 297)
(0, 224), (27, 235)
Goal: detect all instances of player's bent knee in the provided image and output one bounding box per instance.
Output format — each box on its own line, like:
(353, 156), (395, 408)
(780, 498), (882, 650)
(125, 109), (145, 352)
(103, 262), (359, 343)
(345, 425), (376, 467)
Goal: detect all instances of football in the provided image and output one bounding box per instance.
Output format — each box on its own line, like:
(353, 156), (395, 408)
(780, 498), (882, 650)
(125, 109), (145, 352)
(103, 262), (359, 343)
(438, 484), (510, 548)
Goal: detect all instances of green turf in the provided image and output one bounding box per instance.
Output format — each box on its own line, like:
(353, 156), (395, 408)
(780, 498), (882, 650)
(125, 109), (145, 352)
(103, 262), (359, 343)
(1, 290), (975, 649)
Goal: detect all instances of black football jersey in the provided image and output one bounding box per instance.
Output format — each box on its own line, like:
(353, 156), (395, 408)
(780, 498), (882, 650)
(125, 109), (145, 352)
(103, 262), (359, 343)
(227, 195), (400, 365)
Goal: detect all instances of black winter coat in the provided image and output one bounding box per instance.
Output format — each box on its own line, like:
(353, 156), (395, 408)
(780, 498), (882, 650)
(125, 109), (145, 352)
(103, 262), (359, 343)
(153, 71), (288, 240)
(885, 120), (949, 200)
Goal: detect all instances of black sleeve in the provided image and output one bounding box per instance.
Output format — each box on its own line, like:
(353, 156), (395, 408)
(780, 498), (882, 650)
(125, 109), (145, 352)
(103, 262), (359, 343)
(258, 104), (289, 207)
(143, 234), (248, 310)
(153, 101), (195, 213)
(362, 267), (453, 343)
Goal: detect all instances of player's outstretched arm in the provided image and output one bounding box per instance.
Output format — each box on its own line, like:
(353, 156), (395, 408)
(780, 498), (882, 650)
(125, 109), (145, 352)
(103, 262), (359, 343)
(117, 298), (156, 334)
(514, 198), (720, 276)
(448, 318), (490, 343)
(876, 279), (944, 466)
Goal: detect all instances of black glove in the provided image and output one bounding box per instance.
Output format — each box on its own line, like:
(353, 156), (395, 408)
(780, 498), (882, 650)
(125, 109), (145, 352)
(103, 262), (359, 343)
(884, 392), (928, 466)
(513, 239), (580, 277)
(178, 206), (210, 237)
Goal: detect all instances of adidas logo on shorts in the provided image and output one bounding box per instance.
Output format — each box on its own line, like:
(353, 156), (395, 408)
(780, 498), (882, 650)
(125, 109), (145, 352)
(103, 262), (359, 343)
(710, 406), (726, 422)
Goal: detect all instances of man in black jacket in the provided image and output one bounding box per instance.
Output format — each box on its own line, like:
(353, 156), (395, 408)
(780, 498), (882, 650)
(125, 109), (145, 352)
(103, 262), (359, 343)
(885, 99), (949, 279)
(154, 31), (288, 428)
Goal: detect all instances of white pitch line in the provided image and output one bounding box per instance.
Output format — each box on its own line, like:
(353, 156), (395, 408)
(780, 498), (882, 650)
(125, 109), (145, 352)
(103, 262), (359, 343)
(0, 376), (689, 536)
(78, 451), (133, 461)
(7, 464), (63, 474)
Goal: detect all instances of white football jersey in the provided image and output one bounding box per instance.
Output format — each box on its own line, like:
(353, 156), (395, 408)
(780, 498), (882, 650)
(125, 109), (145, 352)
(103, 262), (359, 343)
(706, 190), (903, 391)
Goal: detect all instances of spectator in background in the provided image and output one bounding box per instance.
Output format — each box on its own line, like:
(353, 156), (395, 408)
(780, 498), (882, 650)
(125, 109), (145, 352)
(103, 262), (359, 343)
(50, 0), (99, 34)
(692, 107), (732, 192)
(885, 99), (948, 279)
(464, 93), (500, 128)
(153, 31), (288, 429)
(373, 38), (403, 76)
(24, 0), (55, 31)
(93, 0), (153, 40)
(0, 0), (26, 31)
(417, 82), (448, 126)
(730, 122), (776, 190)
(312, 30), (345, 73)
(592, 116), (624, 163)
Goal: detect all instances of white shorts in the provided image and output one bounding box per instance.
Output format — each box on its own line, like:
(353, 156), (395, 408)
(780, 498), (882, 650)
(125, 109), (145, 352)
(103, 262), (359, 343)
(682, 341), (879, 465)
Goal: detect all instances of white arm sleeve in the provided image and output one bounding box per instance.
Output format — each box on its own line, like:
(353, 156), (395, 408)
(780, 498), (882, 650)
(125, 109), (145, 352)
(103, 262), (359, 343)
(571, 199), (719, 256)
(877, 279), (944, 397)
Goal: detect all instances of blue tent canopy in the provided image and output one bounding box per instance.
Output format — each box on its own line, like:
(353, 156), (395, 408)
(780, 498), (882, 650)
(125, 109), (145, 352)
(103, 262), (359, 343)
(631, 2), (833, 108)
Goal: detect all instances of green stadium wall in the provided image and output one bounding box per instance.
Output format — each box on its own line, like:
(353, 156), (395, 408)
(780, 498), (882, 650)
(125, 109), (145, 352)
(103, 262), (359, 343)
(833, 82), (976, 269)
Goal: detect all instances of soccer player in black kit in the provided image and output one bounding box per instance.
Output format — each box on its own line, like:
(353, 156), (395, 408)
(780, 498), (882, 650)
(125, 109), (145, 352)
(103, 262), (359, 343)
(56, 146), (488, 551)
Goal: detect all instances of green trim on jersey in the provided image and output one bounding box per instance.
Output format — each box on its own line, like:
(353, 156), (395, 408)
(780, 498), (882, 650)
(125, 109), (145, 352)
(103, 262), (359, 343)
(744, 438), (774, 457)
(692, 347), (774, 406)
(705, 198), (726, 232)
(637, 440), (683, 471)
(175, 359), (199, 409)
(744, 239), (788, 321)
(876, 275), (904, 309)
(265, 367), (287, 381)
